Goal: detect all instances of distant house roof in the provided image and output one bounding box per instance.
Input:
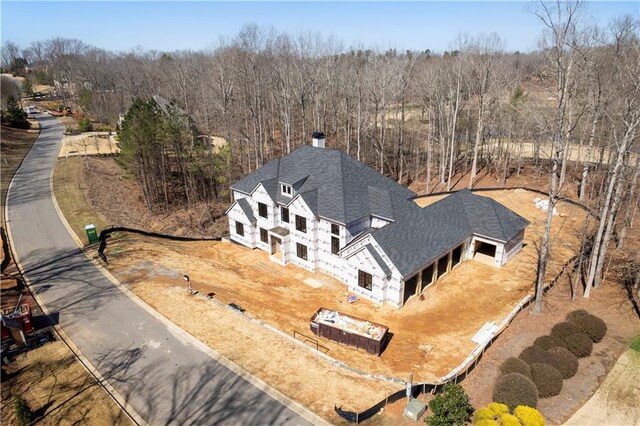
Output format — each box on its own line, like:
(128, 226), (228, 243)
(153, 95), (187, 116)
(231, 145), (415, 225)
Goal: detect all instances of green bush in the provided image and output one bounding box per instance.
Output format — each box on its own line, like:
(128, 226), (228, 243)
(547, 347), (579, 379)
(1, 96), (30, 129)
(492, 373), (538, 411)
(513, 405), (545, 426)
(566, 309), (590, 322)
(426, 382), (474, 426)
(499, 357), (532, 379)
(630, 335), (640, 352)
(563, 333), (593, 358)
(551, 322), (581, 340)
(78, 117), (93, 132)
(14, 395), (34, 426)
(571, 314), (607, 343)
(519, 345), (553, 366)
(529, 363), (563, 398)
(533, 335), (566, 351)
(95, 124), (113, 132)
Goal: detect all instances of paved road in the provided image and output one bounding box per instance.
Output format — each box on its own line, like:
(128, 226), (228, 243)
(6, 115), (311, 425)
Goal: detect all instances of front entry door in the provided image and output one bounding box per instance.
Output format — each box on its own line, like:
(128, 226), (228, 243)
(270, 236), (282, 258)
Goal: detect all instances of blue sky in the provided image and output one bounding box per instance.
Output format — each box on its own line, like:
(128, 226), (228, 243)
(2, 1), (639, 53)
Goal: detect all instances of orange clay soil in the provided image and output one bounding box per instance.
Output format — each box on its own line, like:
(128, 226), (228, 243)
(102, 189), (587, 414)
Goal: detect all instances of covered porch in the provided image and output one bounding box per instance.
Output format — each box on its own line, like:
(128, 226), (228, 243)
(268, 226), (290, 266)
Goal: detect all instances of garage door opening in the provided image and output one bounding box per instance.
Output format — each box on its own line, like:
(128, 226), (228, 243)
(474, 240), (497, 266)
(403, 275), (418, 305)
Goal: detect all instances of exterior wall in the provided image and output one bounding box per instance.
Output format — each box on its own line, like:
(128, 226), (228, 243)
(287, 195), (317, 271)
(370, 217), (392, 229)
(250, 184), (277, 234)
(346, 216), (370, 245)
(227, 203), (256, 247)
(341, 235), (402, 307)
(502, 230), (525, 265)
(468, 235), (506, 268)
(256, 225), (270, 252)
(233, 190), (248, 202)
(316, 218), (351, 282)
(343, 248), (386, 304)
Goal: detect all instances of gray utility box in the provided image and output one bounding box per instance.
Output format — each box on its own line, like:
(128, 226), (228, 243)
(404, 398), (427, 422)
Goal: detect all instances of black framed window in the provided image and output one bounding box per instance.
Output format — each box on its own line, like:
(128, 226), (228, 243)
(295, 215), (307, 233)
(296, 243), (308, 260)
(258, 202), (268, 218)
(331, 223), (339, 235)
(331, 237), (340, 255)
(358, 270), (373, 291)
(235, 221), (244, 236)
(281, 207), (289, 223)
(260, 228), (268, 243)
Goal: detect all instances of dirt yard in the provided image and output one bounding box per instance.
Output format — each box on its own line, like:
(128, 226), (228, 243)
(58, 132), (119, 157)
(1, 340), (131, 426)
(98, 189), (587, 416)
(484, 140), (639, 167)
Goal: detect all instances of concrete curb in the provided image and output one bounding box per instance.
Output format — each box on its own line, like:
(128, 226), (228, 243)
(46, 120), (330, 425)
(4, 115), (145, 426)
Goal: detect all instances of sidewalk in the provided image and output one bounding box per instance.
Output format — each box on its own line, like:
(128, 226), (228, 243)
(563, 349), (640, 426)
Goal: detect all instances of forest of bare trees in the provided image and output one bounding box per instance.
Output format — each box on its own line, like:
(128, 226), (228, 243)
(2, 1), (639, 305)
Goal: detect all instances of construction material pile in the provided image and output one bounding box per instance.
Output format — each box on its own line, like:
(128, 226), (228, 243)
(315, 308), (386, 341)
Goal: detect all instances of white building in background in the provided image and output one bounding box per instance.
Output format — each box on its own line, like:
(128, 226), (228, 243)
(226, 132), (529, 308)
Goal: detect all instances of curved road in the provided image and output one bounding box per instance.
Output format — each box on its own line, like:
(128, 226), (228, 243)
(6, 115), (311, 425)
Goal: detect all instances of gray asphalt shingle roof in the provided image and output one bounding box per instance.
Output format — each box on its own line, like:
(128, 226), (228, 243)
(230, 145), (529, 279)
(236, 197), (256, 224)
(368, 189), (529, 277)
(365, 244), (392, 277)
(231, 145), (414, 224)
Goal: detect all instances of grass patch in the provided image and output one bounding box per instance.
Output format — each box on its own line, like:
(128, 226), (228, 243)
(630, 335), (640, 353)
(52, 157), (107, 244)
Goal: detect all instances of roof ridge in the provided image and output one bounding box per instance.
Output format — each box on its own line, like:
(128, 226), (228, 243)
(489, 197), (510, 240)
(456, 190), (474, 233)
(340, 151), (348, 223)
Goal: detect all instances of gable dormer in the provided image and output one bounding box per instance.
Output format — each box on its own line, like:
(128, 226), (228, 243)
(281, 183), (293, 197)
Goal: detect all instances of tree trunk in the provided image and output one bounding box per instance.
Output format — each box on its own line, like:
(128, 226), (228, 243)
(580, 94), (600, 201)
(585, 127), (636, 295)
(593, 169), (626, 288)
(617, 156), (640, 248)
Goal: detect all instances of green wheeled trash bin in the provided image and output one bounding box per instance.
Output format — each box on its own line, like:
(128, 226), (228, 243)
(85, 224), (99, 244)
